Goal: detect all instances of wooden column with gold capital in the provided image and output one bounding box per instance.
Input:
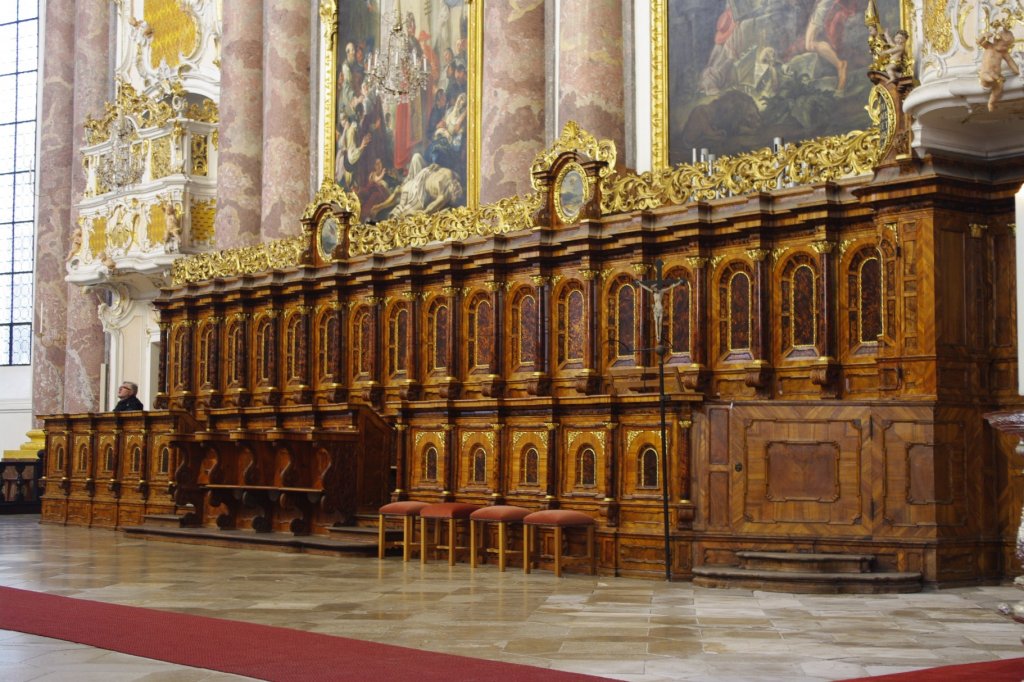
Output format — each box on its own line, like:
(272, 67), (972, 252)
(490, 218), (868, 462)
(215, 1), (263, 248)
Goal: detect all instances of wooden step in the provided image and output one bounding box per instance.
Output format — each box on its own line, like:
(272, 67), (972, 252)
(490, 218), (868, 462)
(326, 523), (400, 544)
(736, 551), (875, 574)
(141, 513), (190, 528)
(692, 565), (923, 594)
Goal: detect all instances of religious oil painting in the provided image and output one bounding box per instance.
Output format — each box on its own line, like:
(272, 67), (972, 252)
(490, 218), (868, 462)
(333, 0), (472, 221)
(666, 0), (902, 164)
(556, 165), (587, 223)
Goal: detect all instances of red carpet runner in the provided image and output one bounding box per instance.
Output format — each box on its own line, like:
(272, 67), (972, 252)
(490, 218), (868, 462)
(0, 586), (610, 681)
(840, 656), (1024, 682)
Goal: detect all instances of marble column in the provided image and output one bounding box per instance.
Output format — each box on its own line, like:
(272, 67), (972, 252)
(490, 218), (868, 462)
(261, 0), (311, 240)
(63, 0), (111, 414)
(214, 0), (264, 248)
(557, 0), (625, 160)
(32, 1), (76, 420)
(480, 0), (546, 203)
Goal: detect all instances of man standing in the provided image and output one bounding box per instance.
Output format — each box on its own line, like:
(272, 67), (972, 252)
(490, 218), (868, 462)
(113, 382), (144, 412)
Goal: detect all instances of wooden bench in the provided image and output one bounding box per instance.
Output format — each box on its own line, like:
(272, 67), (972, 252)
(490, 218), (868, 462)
(203, 483), (324, 535)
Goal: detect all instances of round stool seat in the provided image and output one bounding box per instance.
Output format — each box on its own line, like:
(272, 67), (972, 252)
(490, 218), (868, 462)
(379, 501), (430, 516)
(470, 505), (532, 523)
(420, 502), (480, 519)
(523, 509), (595, 527)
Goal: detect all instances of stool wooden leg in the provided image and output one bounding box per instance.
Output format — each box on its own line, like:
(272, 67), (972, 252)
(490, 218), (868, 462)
(403, 516), (413, 561)
(497, 522), (507, 572)
(587, 526), (595, 574)
(378, 514), (386, 560)
(448, 518), (456, 566)
(524, 525), (532, 574)
(554, 526), (563, 577)
(420, 517), (428, 564)
(470, 520), (478, 568)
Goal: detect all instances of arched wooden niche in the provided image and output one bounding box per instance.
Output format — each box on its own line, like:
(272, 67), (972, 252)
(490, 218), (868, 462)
(530, 122), (616, 229)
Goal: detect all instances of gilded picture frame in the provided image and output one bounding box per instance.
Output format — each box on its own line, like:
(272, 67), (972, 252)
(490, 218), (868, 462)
(318, 0), (482, 218)
(650, 0), (913, 170)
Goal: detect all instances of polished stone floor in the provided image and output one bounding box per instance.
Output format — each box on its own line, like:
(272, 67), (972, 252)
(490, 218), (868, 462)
(1, 516), (1022, 681)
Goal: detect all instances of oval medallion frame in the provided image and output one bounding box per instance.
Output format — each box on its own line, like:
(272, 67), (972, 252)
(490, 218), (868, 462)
(553, 162), (591, 225)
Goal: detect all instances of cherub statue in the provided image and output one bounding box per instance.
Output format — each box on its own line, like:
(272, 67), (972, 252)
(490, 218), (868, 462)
(66, 223), (83, 265)
(881, 30), (909, 83)
(979, 21), (1020, 111)
(161, 197), (183, 250)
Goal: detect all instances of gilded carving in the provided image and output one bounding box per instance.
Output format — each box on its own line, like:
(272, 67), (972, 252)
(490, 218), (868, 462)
(84, 81), (175, 146)
(191, 134), (208, 176)
(530, 121), (617, 191)
(923, 0), (954, 54)
(302, 179), (361, 222)
(170, 232), (307, 285)
(602, 128), (880, 215)
(190, 199), (215, 244)
(150, 135), (172, 179)
(144, 0), (199, 70)
(650, 0), (668, 169)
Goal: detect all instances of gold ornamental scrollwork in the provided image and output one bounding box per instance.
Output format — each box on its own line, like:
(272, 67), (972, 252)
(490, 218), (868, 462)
(170, 233), (309, 285)
(601, 127), (880, 215)
(923, 0), (954, 54)
(84, 81), (176, 146)
(530, 121), (617, 191)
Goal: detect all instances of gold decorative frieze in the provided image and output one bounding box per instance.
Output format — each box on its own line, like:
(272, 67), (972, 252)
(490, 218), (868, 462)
(601, 127), (880, 215)
(685, 256), (708, 270)
(170, 232), (307, 285)
(347, 193), (539, 256)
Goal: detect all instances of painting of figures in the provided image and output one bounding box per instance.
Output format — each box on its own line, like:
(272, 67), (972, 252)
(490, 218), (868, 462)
(667, 0), (902, 163)
(334, 0), (469, 221)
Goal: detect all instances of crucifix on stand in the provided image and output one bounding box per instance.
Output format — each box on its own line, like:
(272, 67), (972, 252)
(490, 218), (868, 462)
(636, 259), (686, 581)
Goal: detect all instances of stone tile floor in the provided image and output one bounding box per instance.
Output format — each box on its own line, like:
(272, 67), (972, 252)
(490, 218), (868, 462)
(1, 516), (1022, 681)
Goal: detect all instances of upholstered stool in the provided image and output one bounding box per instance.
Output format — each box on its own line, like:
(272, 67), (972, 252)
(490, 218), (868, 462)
(420, 502), (481, 565)
(469, 505), (532, 571)
(523, 509), (597, 577)
(378, 501), (430, 561)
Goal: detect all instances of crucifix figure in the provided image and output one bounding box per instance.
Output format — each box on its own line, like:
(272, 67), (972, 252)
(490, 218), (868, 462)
(637, 259), (686, 359)
(635, 258), (686, 581)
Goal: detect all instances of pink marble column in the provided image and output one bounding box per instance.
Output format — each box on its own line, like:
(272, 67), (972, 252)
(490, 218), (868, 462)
(32, 1), (76, 419)
(480, 0), (546, 203)
(557, 0), (625, 160)
(261, 0), (311, 239)
(214, 0), (264, 247)
(62, 0), (111, 414)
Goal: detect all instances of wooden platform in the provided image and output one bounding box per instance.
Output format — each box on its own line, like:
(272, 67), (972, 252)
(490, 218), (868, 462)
(691, 551), (923, 594)
(123, 521), (389, 557)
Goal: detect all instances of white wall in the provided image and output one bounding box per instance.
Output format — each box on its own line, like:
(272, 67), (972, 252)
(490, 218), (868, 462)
(0, 365), (35, 453)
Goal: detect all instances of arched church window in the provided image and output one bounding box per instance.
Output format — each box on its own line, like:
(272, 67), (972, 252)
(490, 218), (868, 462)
(780, 254), (819, 356)
(608, 276), (636, 364)
(638, 447), (658, 489)
(468, 294), (493, 369)
(848, 246), (882, 352)
(352, 307), (372, 377)
(576, 447), (596, 488)
(388, 304), (408, 376)
(423, 446), (438, 482)
(667, 269), (691, 358)
(317, 310), (339, 381)
(428, 299), (449, 372)
(557, 285), (585, 366)
(512, 289), (537, 369)
(522, 446), (539, 485)
(718, 262), (753, 358)
(471, 446), (487, 484)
